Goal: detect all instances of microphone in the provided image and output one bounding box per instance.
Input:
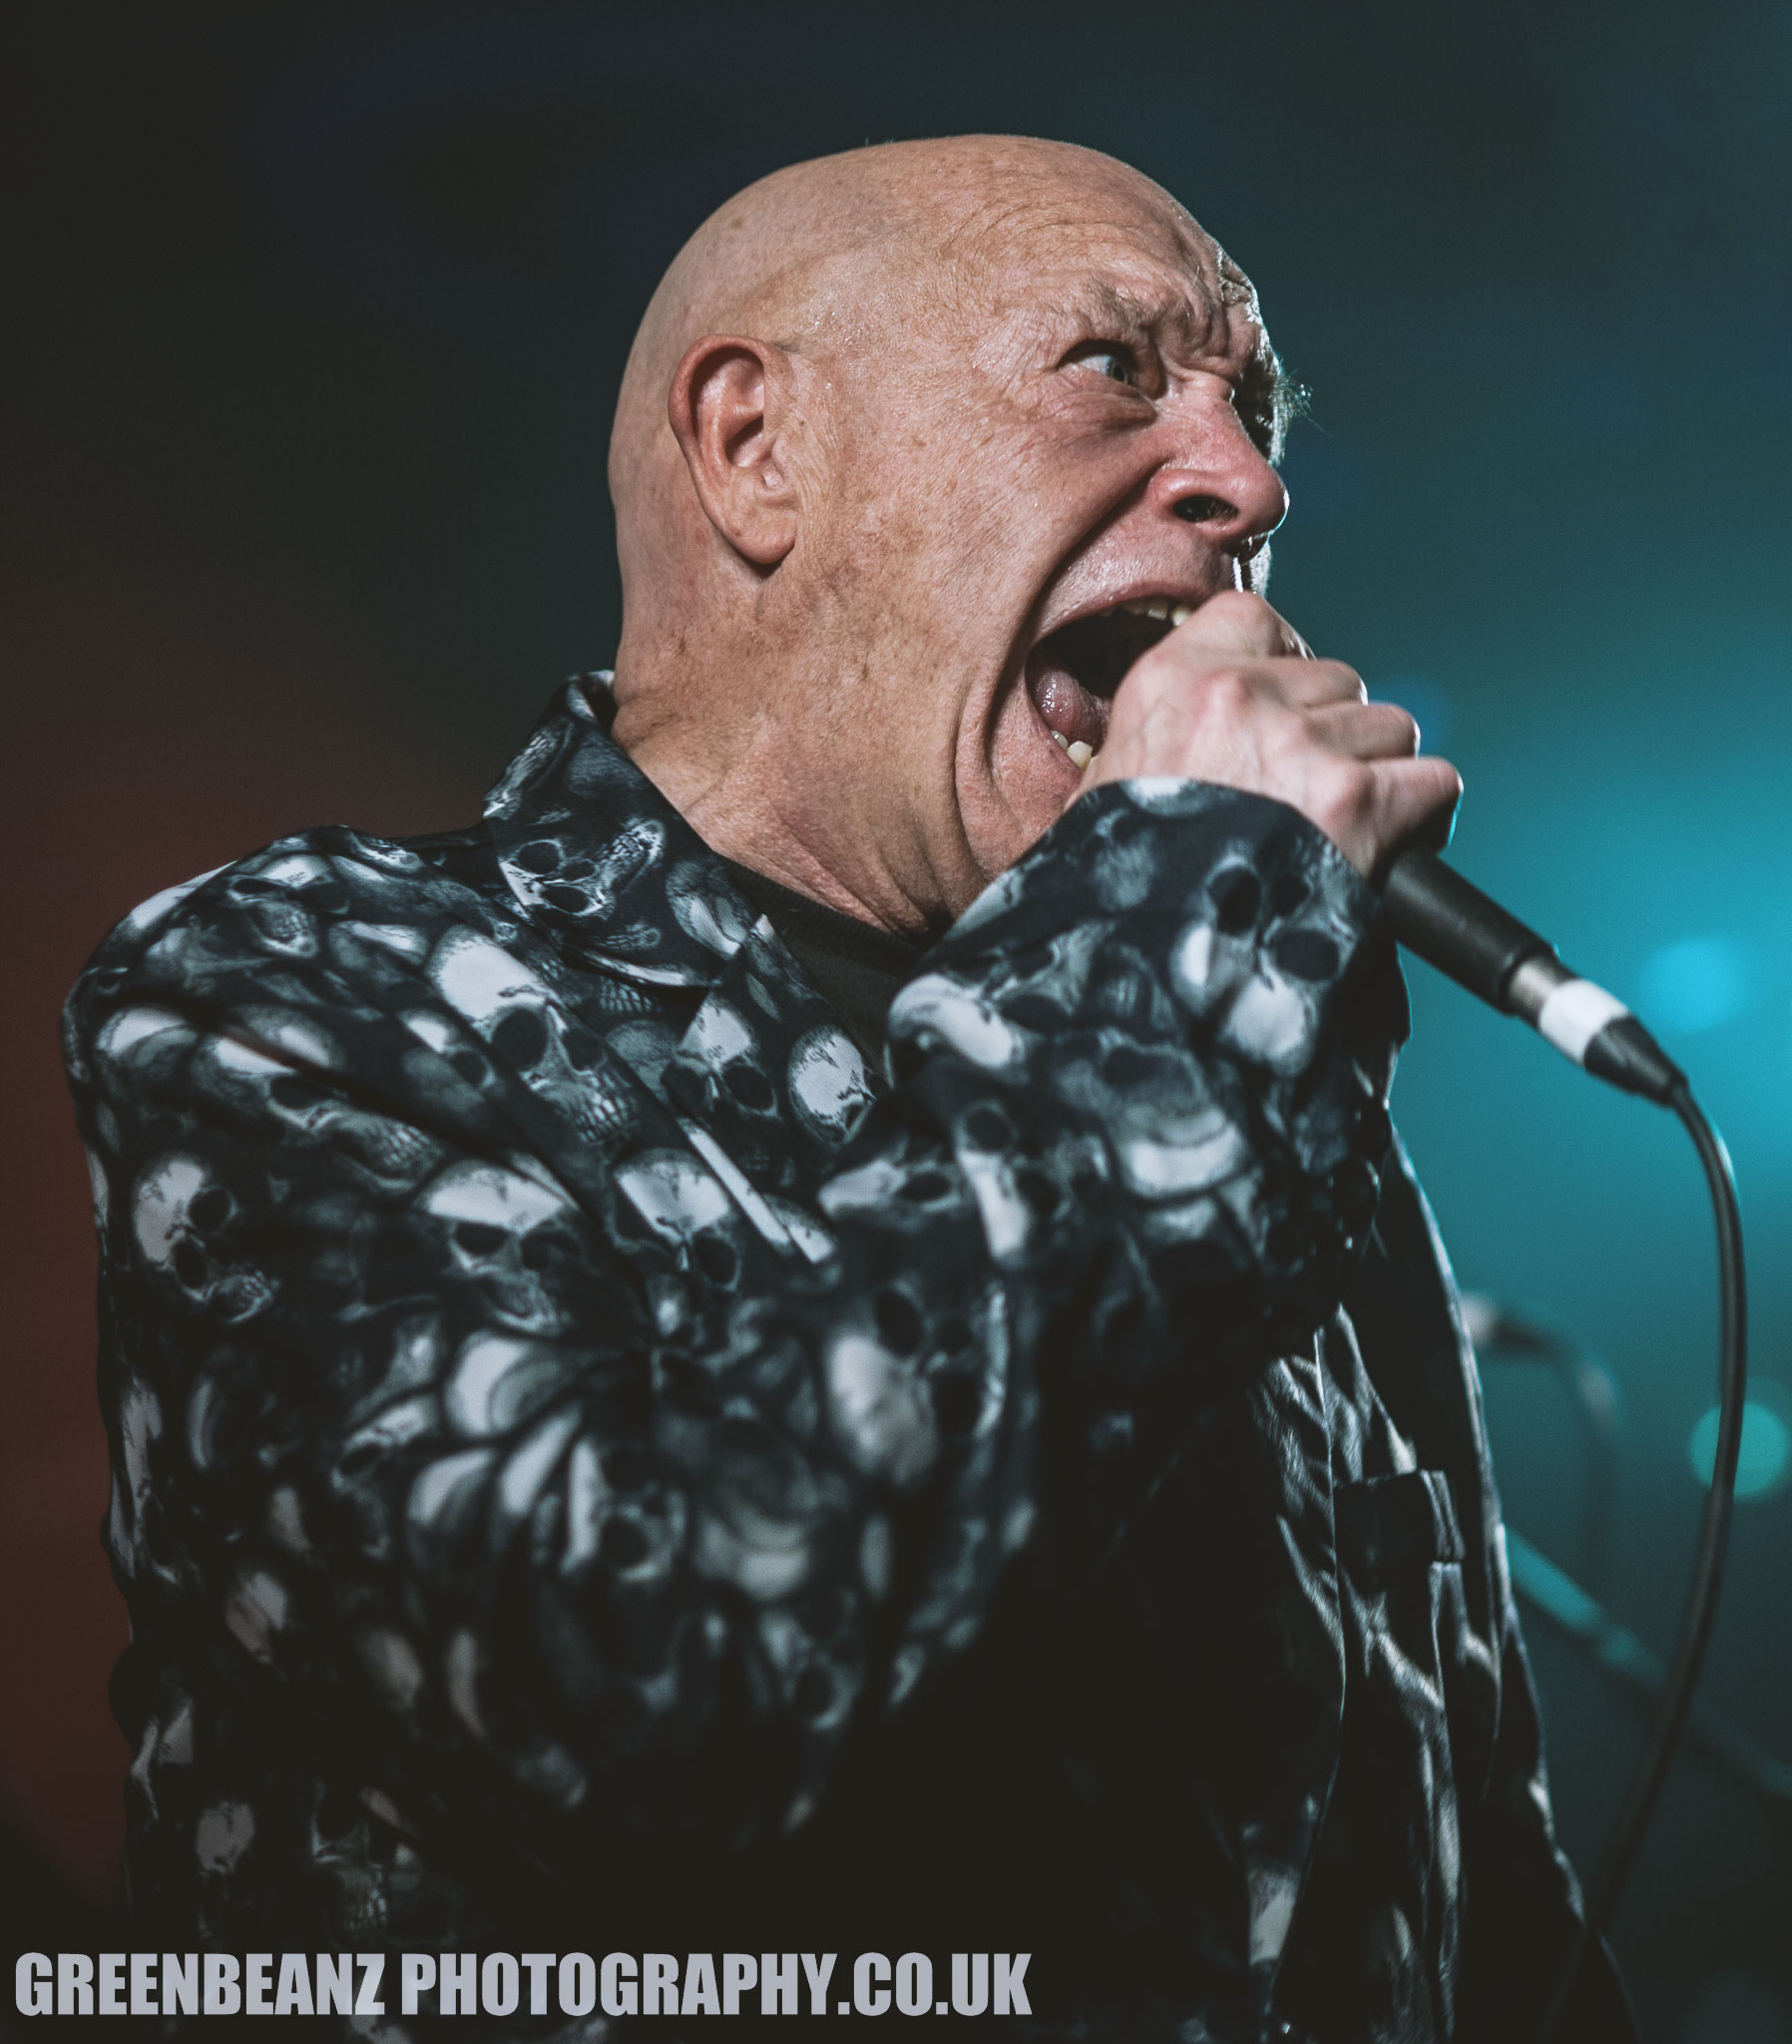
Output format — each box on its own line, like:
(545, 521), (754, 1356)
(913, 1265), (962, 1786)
(1381, 846), (1684, 1105)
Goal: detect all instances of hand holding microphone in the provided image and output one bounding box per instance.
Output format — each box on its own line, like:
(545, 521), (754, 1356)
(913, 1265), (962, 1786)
(1081, 587), (1463, 879)
(1081, 589), (1679, 1099)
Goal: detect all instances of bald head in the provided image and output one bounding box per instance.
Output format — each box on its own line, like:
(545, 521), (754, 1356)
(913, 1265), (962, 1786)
(609, 139), (1234, 597)
(605, 136), (1295, 933)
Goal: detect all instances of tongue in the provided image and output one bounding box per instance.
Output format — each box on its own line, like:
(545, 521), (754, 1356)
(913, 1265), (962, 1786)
(1026, 657), (1110, 750)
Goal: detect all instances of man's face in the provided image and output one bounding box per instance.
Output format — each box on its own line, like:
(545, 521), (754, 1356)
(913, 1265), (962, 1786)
(787, 167), (1291, 921)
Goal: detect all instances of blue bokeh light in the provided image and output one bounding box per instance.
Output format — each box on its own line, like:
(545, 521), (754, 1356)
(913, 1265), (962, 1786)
(1636, 934), (1751, 1035)
(1382, 676), (1451, 753)
(1687, 1400), (1792, 1501)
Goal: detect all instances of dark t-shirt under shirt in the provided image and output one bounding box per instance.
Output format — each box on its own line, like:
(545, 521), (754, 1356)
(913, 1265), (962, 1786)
(718, 857), (923, 1065)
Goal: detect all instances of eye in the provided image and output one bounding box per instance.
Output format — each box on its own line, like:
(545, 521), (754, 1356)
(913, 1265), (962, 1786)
(1064, 341), (1141, 388)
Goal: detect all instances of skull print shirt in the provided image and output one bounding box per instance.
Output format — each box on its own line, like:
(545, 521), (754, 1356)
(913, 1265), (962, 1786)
(64, 678), (1631, 2041)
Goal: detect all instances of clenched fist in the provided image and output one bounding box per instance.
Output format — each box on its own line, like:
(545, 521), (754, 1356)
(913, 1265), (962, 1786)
(1082, 591), (1461, 879)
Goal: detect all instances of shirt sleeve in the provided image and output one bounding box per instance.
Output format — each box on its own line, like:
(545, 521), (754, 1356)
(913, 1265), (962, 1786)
(66, 778), (1406, 1874)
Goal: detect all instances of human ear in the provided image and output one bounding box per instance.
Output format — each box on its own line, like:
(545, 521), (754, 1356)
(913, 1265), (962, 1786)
(667, 335), (799, 569)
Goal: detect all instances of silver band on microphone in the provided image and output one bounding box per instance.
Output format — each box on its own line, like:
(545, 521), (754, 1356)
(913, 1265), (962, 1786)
(1506, 955), (1632, 1069)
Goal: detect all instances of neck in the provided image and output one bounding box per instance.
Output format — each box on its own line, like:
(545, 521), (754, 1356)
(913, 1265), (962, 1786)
(608, 651), (937, 941)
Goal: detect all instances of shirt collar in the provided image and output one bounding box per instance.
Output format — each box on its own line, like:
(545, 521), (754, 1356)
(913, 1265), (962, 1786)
(482, 674), (761, 990)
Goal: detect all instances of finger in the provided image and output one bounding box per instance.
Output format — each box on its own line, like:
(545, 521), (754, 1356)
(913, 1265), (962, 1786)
(1301, 753), (1461, 878)
(1360, 756), (1464, 875)
(1253, 657), (1366, 711)
(1169, 589), (1308, 662)
(1150, 654), (1361, 712)
(1137, 645), (1360, 717)
(1306, 700), (1422, 760)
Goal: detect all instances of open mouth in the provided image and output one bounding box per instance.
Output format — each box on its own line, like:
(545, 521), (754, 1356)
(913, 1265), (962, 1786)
(1024, 597), (1192, 767)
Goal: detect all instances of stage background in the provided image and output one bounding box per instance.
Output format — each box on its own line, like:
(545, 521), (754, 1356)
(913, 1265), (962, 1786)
(3, 4), (1788, 2035)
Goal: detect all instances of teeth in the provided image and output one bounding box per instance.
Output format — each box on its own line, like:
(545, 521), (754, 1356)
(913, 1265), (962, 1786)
(1119, 598), (1195, 627)
(1066, 741), (1094, 768)
(1051, 730), (1071, 753)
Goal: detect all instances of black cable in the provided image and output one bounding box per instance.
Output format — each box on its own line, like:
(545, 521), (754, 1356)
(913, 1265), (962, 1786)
(1536, 1086), (1747, 2043)
(1506, 1529), (1792, 1816)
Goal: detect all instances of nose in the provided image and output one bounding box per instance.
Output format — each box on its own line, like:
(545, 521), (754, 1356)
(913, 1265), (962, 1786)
(1144, 415), (1289, 564)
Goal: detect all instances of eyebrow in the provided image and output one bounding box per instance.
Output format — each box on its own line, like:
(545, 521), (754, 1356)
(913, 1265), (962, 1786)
(1048, 276), (1219, 357)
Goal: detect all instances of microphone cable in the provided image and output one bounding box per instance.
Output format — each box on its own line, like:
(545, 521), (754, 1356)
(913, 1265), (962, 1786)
(1380, 848), (1748, 2042)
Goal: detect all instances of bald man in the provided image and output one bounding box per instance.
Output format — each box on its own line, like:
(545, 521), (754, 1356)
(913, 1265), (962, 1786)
(66, 139), (1634, 2040)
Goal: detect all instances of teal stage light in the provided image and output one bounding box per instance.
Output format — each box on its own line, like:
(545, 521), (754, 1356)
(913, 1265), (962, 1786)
(1688, 1392), (1791, 1502)
(1638, 935), (1750, 1036)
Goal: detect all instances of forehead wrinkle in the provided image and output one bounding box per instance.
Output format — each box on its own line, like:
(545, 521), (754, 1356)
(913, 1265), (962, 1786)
(941, 172), (1170, 246)
(941, 168), (1208, 263)
(940, 191), (1070, 258)
(963, 190), (1233, 338)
